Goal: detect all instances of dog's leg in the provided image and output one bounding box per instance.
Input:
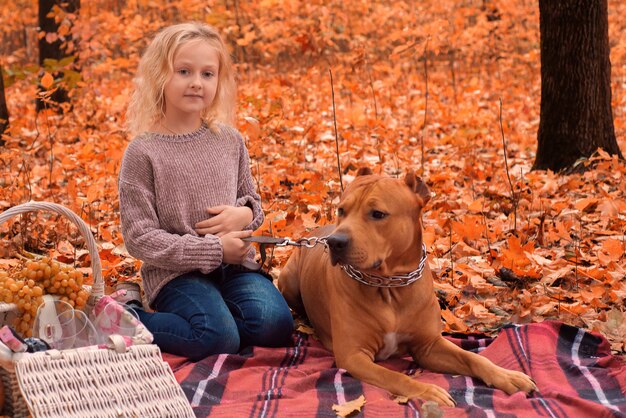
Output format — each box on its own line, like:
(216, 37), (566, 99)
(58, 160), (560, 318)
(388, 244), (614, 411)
(277, 249), (305, 315)
(335, 348), (456, 406)
(338, 353), (456, 406)
(413, 337), (536, 395)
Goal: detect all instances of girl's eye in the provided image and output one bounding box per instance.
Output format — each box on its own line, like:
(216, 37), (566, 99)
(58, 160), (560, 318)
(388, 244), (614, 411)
(177, 69), (189, 75)
(202, 71), (214, 78)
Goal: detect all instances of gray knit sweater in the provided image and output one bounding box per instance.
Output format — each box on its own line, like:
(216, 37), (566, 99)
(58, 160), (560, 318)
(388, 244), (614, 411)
(118, 123), (264, 307)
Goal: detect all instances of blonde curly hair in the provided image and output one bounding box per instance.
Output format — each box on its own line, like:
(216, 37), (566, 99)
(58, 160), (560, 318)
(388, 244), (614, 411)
(126, 22), (236, 136)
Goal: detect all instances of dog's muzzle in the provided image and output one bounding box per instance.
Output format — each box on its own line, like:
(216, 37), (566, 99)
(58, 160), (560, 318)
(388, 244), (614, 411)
(326, 232), (350, 265)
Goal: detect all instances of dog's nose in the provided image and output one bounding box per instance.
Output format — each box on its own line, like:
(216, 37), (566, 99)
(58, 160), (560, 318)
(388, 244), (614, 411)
(327, 233), (350, 258)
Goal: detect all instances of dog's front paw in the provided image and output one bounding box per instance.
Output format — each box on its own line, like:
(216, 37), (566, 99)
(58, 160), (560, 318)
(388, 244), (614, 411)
(490, 369), (537, 395)
(408, 382), (456, 407)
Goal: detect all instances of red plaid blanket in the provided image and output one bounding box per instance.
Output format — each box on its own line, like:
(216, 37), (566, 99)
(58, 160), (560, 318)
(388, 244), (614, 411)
(164, 320), (626, 417)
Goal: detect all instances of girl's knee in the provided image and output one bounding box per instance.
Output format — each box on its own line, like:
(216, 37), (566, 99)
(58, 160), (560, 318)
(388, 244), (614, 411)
(268, 309), (295, 346)
(246, 306), (294, 348)
(185, 324), (240, 361)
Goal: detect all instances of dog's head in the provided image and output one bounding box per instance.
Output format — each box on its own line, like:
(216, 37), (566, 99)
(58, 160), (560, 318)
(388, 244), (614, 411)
(326, 167), (431, 276)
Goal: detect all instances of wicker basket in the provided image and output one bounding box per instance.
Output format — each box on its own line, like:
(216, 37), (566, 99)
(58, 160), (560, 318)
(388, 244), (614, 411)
(0, 202), (194, 418)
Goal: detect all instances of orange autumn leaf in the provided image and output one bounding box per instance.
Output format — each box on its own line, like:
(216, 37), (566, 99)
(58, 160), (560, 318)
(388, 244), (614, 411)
(332, 395), (366, 417)
(574, 197), (599, 213)
(554, 218), (576, 242)
(467, 198), (486, 213)
(41, 72), (54, 89)
(560, 303), (590, 316)
(499, 235), (535, 268)
(441, 309), (468, 332)
(598, 238), (623, 264)
(580, 285), (607, 304)
(588, 309), (626, 352)
(451, 215), (483, 241)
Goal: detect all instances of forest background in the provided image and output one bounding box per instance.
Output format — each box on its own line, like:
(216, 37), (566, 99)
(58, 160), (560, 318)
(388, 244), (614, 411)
(1, 0), (626, 353)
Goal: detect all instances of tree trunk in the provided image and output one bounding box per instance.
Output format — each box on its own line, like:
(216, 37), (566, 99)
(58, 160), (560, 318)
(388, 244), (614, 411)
(533, 0), (622, 172)
(0, 64), (8, 145)
(37, 0), (80, 112)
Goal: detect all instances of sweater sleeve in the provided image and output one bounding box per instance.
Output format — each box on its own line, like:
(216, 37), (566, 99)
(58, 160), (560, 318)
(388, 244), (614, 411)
(235, 133), (264, 231)
(118, 144), (224, 273)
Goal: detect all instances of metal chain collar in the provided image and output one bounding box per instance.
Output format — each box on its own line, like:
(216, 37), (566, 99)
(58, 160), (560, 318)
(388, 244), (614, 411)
(282, 236), (427, 288)
(338, 243), (428, 288)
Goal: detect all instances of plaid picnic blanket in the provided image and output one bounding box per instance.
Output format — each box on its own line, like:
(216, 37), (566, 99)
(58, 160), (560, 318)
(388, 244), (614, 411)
(164, 320), (626, 417)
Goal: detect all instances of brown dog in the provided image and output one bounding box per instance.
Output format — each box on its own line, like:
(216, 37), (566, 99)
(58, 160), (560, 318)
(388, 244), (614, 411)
(278, 168), (536, 406)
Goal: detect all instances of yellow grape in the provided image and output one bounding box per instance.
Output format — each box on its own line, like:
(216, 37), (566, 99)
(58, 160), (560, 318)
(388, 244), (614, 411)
(0, 257), (90, 339)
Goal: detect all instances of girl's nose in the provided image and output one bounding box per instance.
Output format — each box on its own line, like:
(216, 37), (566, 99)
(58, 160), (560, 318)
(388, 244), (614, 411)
(189, 76), (201, 89)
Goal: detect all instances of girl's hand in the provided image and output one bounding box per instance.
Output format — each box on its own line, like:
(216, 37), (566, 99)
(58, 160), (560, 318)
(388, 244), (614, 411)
(220, 230), (253, 264)
(195, 205), (253, 236)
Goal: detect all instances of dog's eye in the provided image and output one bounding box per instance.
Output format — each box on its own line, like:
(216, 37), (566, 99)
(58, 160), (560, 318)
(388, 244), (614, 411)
(337, 207), (345, 217)
(370, 210), (387, 220)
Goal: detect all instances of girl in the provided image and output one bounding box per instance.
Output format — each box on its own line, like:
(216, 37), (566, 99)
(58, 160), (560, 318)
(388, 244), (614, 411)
(118, 22), (293, 361)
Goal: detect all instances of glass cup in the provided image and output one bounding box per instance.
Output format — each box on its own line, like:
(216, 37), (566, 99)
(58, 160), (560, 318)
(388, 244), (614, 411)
(33, 297), (98, 349)
(54, 310), (99, 349)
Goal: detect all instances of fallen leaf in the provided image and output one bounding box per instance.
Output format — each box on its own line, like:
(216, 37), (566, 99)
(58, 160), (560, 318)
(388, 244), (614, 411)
(332, 395), (366, 417)
(441, 309), (468, 332)
(421, 400), (445, 418)
(392, 395), (409, 404)
(598, 238), (623, 264)
(41, 72), (54, 89)
(574, 197), (598, 213)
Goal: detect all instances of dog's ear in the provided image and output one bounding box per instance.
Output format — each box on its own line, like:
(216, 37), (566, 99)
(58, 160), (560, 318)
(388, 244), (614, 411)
(404, 170), (431, 205)
(356, 167), (374, 177)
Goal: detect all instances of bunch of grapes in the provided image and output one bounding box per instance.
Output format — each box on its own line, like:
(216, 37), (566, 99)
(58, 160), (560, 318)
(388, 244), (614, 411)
(0, 257), (89, 338)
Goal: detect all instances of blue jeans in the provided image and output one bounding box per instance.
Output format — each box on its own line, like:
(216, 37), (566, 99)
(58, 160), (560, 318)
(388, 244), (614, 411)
(135, 266), (294, 361)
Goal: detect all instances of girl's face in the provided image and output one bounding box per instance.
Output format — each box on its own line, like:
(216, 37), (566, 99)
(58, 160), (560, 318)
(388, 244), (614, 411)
(163, 39), (219, 123)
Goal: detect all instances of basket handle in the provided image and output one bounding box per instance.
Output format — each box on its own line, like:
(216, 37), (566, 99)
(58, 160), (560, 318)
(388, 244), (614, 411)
(0, 201), (104, 303)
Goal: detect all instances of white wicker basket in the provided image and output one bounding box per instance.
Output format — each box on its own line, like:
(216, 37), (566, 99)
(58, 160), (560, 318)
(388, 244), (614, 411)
(0, 202), (194, 418)
(13, 344), (194, 418)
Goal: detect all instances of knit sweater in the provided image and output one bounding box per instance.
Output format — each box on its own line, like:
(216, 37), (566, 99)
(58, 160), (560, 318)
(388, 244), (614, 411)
(118, 123), (264, 307)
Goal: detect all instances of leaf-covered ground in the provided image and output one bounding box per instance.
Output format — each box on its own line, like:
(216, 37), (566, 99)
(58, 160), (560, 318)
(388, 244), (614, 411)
(1, 0), (626, 352)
